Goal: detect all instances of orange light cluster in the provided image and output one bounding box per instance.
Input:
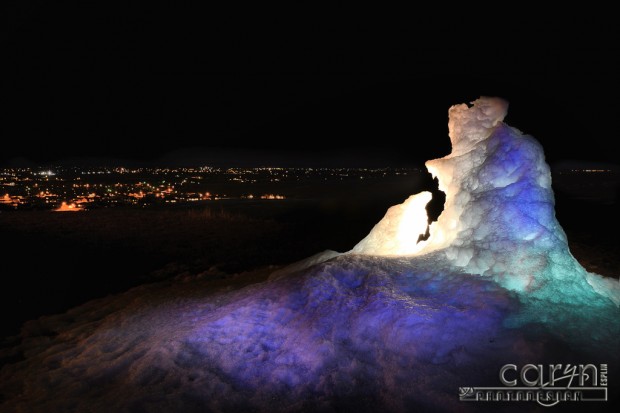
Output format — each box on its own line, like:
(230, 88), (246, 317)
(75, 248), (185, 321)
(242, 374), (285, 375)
(260, 194), (285, 200)
(54, 202), (83, 212)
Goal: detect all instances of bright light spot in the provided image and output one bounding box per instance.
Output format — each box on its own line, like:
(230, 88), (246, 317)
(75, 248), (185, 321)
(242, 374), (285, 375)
(351, 191), (431, 255)
(54, 202), (83, 212)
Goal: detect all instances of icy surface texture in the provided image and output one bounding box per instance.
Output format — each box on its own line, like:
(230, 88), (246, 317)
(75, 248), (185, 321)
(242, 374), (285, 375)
(1, 256), (617, 413)
(354, 97), (619, 306)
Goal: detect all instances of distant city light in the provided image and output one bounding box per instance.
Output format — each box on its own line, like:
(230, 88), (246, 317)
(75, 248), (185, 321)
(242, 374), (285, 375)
(1, 165), (602, 212)
(54, 202), (82, 212)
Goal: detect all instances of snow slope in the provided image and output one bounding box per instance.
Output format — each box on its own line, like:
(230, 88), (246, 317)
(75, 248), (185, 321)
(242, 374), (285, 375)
(1, 254), (617, 412)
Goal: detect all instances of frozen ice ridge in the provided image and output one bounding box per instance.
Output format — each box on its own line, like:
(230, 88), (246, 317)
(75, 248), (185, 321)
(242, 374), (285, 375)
(353, 97), (620, 306)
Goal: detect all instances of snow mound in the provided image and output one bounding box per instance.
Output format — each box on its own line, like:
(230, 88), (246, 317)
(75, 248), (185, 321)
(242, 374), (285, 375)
(2, 256), (617, 413)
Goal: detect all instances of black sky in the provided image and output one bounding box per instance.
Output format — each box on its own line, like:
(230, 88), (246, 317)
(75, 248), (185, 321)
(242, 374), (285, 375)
(2, 4), (619, 166)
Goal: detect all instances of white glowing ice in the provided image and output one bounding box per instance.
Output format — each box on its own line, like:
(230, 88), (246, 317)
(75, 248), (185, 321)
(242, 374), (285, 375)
(351, 191), (432, 255)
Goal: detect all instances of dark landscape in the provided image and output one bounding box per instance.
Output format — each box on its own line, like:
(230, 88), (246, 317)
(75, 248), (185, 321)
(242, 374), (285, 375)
(2, 4), (619, 412)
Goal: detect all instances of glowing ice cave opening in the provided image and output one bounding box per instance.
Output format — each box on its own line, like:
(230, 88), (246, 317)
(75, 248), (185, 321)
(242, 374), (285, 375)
(351, 191), (432, 256)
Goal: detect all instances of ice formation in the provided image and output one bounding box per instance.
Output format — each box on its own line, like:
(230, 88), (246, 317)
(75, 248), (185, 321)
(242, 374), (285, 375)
(1, 98), (618, 413)
(353, 97), (620, 307)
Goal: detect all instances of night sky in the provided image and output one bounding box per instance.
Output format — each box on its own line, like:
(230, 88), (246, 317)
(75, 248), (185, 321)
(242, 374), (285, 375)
(2, 4), (619, 166)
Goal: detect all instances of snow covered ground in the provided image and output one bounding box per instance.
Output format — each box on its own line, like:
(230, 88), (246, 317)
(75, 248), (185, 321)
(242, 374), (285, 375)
(0, 254), (617, 412)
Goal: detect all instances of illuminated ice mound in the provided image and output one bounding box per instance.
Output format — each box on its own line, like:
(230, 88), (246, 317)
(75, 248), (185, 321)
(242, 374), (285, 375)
(1, 98), (619, 413)
(1, 257), (618, 412)
(353, 97), (620, 307)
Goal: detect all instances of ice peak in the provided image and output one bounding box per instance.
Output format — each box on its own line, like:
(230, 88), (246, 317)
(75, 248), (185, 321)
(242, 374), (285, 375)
(448, 97), (508, 155)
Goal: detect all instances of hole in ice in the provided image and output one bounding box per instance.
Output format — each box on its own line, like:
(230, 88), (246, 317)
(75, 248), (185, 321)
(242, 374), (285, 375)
(418, 176), (445, 242)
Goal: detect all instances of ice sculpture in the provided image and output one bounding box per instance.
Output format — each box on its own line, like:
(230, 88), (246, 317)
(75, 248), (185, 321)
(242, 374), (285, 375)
(353, 97), (619, 305)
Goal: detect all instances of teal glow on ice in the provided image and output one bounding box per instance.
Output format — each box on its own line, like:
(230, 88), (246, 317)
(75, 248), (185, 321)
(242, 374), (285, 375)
(352, 97), (620, 312)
